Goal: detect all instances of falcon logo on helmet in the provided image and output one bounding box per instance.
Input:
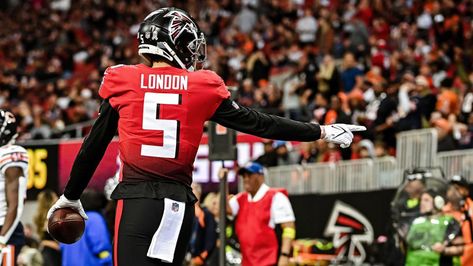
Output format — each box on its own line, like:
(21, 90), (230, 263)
(165, 11), (198, 44)
(137, 7), (206, 72)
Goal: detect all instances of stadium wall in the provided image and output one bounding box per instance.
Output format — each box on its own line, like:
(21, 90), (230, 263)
(289, 189), (396, 239)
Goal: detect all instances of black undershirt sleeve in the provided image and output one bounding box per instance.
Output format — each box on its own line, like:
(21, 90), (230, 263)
(210, 99), (321, 141)
(64, 100), (119, 200)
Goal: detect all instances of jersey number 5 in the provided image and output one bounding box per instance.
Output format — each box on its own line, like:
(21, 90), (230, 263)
(141, 92), (180, 158)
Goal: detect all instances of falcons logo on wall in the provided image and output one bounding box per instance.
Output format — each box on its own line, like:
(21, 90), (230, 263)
(324, 201), (374, 265)
(164, 11), (198, 44)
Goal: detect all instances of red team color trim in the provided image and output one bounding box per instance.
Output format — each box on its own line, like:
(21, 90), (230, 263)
(114, 199), (124, 266)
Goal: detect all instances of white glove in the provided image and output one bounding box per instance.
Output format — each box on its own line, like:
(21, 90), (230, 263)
(47, 195), (88, 220)
(321, 124), (367, 148)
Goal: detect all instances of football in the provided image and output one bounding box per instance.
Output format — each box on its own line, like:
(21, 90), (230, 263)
(47, 208), (85, 244)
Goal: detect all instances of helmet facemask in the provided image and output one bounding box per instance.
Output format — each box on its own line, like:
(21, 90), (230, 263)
(187, 32), (207, 71)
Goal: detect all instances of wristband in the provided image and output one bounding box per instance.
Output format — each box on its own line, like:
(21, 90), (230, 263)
(281, 252), (290, 257)
(282, 227), (296, 239)
(98, 251), (111, 259)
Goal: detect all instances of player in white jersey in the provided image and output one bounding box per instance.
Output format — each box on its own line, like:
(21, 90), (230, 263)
(0, 110), (28, 265)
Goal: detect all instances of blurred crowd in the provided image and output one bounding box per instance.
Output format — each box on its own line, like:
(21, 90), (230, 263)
(1, 0), (473, 156)
(388, 172), (473, 265)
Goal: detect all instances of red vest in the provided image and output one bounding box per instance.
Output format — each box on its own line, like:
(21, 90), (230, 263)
(235, 189), (278, 266)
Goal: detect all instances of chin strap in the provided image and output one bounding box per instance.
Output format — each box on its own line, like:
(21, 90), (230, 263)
(138, 42), (193, 71)
(161, 42), (191, 71)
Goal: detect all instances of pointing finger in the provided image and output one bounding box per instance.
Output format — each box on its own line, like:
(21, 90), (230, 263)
(346, 125), (367, 132)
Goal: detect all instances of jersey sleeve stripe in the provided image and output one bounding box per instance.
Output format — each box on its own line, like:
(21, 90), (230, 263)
(0, 153), (28, 164)
(0, 160), (28, 170)
(0, 151), (28, 158)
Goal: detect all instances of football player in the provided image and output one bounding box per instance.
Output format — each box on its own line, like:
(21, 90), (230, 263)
(47, 7), (365, 266)
(0, 110), (29, 264)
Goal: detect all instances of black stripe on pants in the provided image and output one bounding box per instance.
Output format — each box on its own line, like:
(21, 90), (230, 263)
(115, 198), (194, 266)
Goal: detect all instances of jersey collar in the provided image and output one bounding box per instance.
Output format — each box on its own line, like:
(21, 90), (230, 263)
(247, 183), (269, 202)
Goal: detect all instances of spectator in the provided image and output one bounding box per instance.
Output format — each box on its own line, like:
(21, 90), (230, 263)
(430, 111), (459, 152)
(401, 177), (425, 214)
(340, 53), (364, 93)
(374, 82), (399, 150)
(461, 86), (473, 123)
(298, 141), (318, 164)
(316, 15), (335, 55)
(374, 141), (388, 157)
(233, 4), (257, 34)
(202, 193), (219, 222)
(363, 77), (385, 123)
(410, 75), (436, 123)
(273, 141), (299, 166)
(246, 50), (270, 86)
(17, 223), (43, 266)
(324, 95), (351, 125)
(189, 183), (217, 266)
(392, 172), (427, 244)
(17, 245), (43, 266)
(458, 113), (473, 149)
(22, 224), (38, 246)
(396, 79), (422, 132)
(255, 140), (278, 167)
(295, 9), (317, 45)
(33, 189), (61, 266)
(281, 65), (304, 120)
(316, 54), (339, 100)
(238, 79), (256, 107)
(321, 142), (342, 163)
(443, 183), (464, 218)
(227, 163), (296, 266)
(344, 19), (370, 57)
(358, 139), (375, 159)
(405, 190), (464, 265)
(449, 175), (473, 266)
(60, 189), (112, 266)
(436, 78), (460, 117)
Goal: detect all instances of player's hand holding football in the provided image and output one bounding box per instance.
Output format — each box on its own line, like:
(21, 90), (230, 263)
(320, 124), (367, 148)
(47, 195), (88, 220)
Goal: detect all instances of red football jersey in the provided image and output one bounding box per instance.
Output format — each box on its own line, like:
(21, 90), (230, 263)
(99, 64), (230, 185)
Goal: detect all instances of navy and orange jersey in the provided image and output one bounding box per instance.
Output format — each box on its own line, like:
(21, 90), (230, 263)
(0, 145), (28, 225)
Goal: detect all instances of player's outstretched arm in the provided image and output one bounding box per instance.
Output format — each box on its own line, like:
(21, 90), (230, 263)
(319, 124), (366, 148)
(210, 99), (365, 147)
(48, 99), (118, 219)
